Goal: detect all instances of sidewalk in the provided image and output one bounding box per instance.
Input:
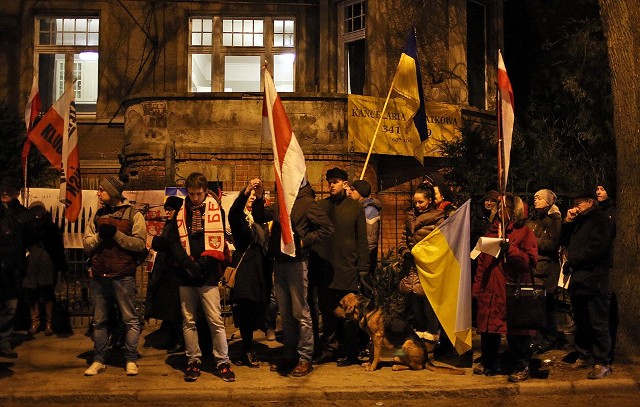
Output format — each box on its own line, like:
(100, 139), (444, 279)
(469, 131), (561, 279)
(1, 324), (639, 404)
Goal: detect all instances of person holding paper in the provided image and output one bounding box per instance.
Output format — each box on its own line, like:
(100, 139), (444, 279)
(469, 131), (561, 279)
(472, 193), (538, 382)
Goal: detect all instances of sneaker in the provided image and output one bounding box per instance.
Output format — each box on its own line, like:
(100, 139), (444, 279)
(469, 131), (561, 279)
(508, 367), (530, 382)
(84, 361), (106, 376)
(266, 329), (276, 341)
(125, 361), (139, 376)
(573, 357), (593, 369)
(184, 362), (201, 382)
(290, 359), (313, 377)
(244, 351), (259, 368)
(269, 358), (297, 373)
(587, 364), (612, 379)
(216, 362), (236, 382)
(473, 365), (502, 376)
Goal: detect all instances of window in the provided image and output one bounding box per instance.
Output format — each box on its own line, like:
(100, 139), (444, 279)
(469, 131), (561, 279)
(339, 1), (367, 95)
(189, 17), (295, 93)
(467, 1), (487, 109)
(36, 17), (99, 114)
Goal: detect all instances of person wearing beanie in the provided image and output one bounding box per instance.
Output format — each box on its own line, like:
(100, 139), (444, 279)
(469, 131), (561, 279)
(311, 167), (368, 367)
(525, 189), (562, 354)
(349, 179), (382, 280)
(595, 182), (615, 226)
(99, 176), (126, 202)
(82, 175), (147, 376)
(0, 176), (28, 359)
(559, 189), (614, 379)
(473, 193), (538, 382)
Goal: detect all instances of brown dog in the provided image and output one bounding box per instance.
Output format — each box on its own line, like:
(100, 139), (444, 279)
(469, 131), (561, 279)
(335, 293), (464, 374)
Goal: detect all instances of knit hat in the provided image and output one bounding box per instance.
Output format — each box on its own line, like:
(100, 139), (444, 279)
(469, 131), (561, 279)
(595, 180), (615, 198)
(351, 180), (372, 198)
(164, 196), (184, 211)
(482, 190), (500, 202)
(326, 167), (349, 181)
(99, 176), (125, 200)
(534, 189), (556, 207)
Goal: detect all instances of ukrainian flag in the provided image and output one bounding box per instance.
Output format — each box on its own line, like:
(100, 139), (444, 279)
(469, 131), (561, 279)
(392, 30), (429, 162)
(412, 199), (472, 355)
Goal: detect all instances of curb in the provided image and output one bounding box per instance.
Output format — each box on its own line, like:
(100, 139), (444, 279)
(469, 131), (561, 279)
(2, 379), (638, 404)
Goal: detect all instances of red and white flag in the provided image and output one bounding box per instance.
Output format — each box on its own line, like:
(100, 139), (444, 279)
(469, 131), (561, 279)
(22, 76), (42, 181)
(497, 50), (514, 192)
(26, 89), (82, 222)
(60, 90), (82, 223)
(262, 68), (306, 257)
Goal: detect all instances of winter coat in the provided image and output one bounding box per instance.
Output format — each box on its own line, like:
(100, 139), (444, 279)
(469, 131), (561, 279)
(525, 206), (562, 293)
(473, 220), (538, 335)
(0, 199), (28, 300)
(252, 183), (334, 263)
(310, 192), (369, 291)
(145, 219), (181, 322)
(83, 199), (147, 278)
(560, 206), (613, 296)
(397, 207), (444, 296)
(22, 206), (67, 289)
(361, 197), (382, 254)
(228, 191), (270, 304)
(163, 195), (227, 287)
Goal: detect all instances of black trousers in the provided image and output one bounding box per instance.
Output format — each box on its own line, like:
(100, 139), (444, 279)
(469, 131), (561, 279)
(317, 287), (359, 359)
(480, 332), (531, 371)
(571, 293), (612, 365)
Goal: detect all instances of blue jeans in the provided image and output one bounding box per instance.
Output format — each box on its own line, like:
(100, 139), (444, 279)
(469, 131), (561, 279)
(273, 259), (313, 362)
(90, 276), (140, 363)
(179, 285), (229, 366)
(0, 298), (18, 350)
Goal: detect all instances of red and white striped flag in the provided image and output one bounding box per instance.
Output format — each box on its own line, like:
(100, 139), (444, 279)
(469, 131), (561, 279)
(60, 90), (82, 223)
(262, 68), (306, 257)
(497, 50), (514, 191)
(22, 76), (42, 182)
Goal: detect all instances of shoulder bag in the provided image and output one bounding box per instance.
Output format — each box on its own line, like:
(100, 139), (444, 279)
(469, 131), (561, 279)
(506, 268), (547, 330)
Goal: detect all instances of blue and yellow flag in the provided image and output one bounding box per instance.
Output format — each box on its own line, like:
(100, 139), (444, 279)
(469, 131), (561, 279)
(412, 200), (472, 355)
(392, 30), (428, 162)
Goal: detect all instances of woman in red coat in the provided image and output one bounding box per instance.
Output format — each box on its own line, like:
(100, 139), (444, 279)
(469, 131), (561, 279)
(472, 193), (538, 382)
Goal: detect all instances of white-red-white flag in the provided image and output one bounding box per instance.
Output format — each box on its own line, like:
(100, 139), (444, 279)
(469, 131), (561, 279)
(262, 68), (306, 257)
(498, 50), (514, 191)
(22, 75), (42, 181)
(59, 90), (82, 223)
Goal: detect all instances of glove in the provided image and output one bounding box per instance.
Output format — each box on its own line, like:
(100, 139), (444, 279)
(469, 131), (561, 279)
(151, 236), (170, 252)
(403, 250), (413, 260)
(499, 240), (510, 253)
(98, 224), (117, 240)
(184, 260), (203, 280)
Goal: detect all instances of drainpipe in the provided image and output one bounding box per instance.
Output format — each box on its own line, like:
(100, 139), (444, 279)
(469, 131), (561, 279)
(164, 142), (175, 187)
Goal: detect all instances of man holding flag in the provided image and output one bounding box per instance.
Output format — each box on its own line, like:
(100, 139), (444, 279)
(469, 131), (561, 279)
(251, 68), (333, 377)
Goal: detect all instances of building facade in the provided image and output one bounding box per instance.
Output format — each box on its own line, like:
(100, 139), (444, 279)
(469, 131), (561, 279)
(2, 0), (501, 254)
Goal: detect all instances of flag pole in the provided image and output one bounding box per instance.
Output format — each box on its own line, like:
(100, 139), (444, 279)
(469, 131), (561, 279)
(496, 82), (507, 240)
(359, 77), (397, 180)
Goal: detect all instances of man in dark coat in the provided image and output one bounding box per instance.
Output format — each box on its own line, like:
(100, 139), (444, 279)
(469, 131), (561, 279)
(311, 167), (368, 366)
(252, 177), (334, 377)
(0, 176), (27, 358)
(560, 189), (614, 380)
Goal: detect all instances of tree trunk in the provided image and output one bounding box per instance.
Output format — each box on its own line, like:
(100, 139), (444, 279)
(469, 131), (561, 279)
(598, 0), (640, 363)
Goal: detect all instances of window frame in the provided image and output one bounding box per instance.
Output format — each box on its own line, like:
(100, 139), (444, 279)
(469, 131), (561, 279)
(338, 0), (367, 94)
(34, 16), (100, 116)
(188, 15), (296, 93)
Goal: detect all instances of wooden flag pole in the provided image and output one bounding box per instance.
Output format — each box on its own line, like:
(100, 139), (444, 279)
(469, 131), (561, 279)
(497, 83), (507, 247)
(359, 76), (397, 180)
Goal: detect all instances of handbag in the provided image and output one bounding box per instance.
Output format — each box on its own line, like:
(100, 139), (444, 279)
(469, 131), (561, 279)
(221, 243), (251, 289)
(506, 268), (547, 330)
